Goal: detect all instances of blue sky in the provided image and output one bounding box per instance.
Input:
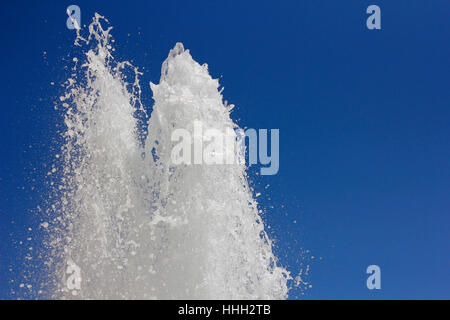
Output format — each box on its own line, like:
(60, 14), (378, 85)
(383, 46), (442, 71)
(0, 1), (449, 299)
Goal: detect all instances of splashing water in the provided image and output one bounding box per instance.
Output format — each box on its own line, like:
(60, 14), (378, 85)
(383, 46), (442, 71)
(44, 14), (290, 299)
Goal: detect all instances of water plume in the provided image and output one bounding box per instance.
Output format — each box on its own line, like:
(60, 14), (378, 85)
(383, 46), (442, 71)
(44, 14), (289, 299)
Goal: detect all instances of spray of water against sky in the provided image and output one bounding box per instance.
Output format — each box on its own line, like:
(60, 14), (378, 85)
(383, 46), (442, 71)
(40, 14), (290, 299)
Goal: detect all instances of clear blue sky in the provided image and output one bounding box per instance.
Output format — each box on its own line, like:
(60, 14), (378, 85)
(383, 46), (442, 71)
(0, 1), (449, 299)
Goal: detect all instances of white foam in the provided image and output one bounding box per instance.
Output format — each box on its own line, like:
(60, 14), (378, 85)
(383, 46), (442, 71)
(47, 15), (289, 299)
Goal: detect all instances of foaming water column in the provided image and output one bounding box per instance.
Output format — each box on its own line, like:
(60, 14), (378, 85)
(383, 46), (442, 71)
(48, 14), (290, 299)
